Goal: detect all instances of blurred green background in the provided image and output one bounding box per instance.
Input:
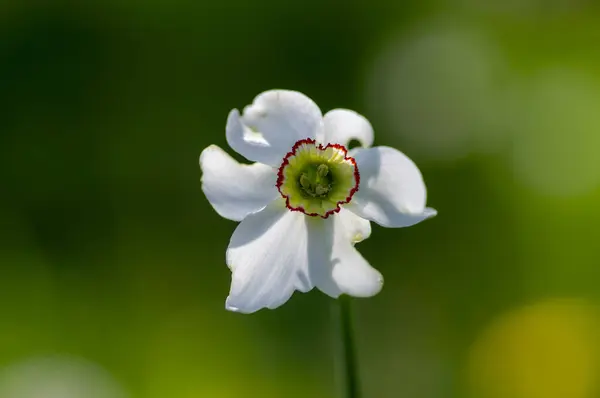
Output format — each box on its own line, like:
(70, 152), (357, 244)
(2, 1), (600, 397)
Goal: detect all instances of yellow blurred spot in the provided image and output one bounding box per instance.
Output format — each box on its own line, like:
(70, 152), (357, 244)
(468, 299), (599, 398)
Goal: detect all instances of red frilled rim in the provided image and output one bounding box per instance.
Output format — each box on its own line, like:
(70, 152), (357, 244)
(276, 138), (360, 219)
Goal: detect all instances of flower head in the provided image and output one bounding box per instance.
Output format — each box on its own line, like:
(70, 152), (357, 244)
(200, 90), (436, 313)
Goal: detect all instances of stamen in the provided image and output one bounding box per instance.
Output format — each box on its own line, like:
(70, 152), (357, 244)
(297, 163), (333, 198)
(299, 174), (312, 192)
(315, 184), (329, 196)
(317, 164), (329, 178)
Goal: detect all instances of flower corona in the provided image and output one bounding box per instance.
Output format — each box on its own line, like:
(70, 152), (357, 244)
(277, 139), (360, 218)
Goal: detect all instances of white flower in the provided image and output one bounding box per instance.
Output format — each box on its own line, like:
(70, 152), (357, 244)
(200, 90), (436, 314)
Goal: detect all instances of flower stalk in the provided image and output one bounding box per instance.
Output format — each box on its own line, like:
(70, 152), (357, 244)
(335, 295), (360, 398)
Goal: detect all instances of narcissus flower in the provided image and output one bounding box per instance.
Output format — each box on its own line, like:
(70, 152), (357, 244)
(200, 90), (436, 313)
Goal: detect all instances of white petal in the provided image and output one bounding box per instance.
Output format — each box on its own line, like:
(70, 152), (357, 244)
(225, 201), (332, 313)
(200, 145), (278, 222)
(331, 244), (383, 298)
(337, 207), (371, 244)
(314, 209), (382, 298)
(350, 146), (437, 227)
(321, 109), (374, 148)
(226, 90), (323, 166)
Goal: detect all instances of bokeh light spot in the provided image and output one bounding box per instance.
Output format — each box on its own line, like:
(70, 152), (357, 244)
(468, 299), (600, 398)
(511, 69), (600, 197)
(0, 356), (128, 398)
(367, 22), (506, 162)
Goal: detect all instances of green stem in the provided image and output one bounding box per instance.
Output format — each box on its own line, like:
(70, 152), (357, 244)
(334, 295), (360, 398)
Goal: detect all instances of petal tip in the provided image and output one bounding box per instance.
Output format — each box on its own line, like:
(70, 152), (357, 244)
(225, 109), (242, 134)
(424, 207), (438, 218)
(371, 273), (385, 297)
(199, 145), (221, 166)
(225, 297), (243, 313)
(227, 108), (241, 119)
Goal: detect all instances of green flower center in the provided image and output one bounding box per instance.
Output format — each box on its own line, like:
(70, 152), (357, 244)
(276, 139), (360, 218)
(299, 164), (332, 198)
